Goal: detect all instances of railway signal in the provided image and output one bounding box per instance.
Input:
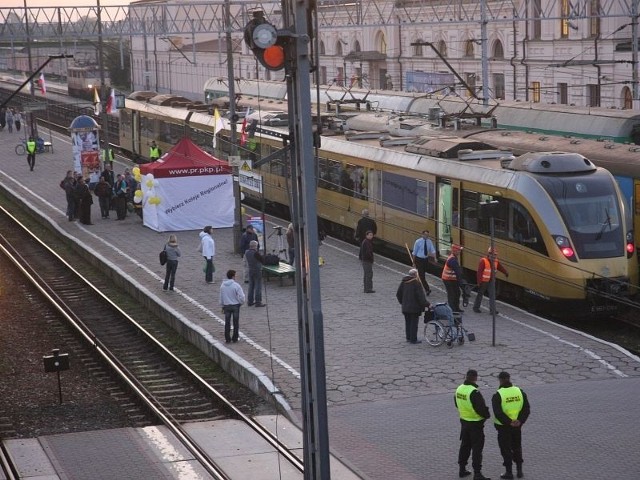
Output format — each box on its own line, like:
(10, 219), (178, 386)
(244, 11), (286, 71)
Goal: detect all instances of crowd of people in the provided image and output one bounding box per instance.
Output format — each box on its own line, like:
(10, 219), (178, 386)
(0, 107), (23, 133)
(59, 163), (140, 224)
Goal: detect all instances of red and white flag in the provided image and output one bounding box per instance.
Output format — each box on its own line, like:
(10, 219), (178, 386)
(39, 72), (46, 95)
(106, 88), (116, 114)
(240, 107), (251, 146)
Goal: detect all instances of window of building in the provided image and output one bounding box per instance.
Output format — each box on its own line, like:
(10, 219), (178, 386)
(354, 40), (361, 52)
(492, 40), (504, 59)
(465, 73), (476, 97)
(438, 40), (447, 58)
(320, 66), (327, 85)
(464, 40), (474, 58)
(319, 41), (326, 55)
(561, 0), (570, 38)
(493, 73), (505, 100)
(376, 32), (387, 55)
(622, 86), (633, 109)
(587, 84), (601, 107)
(558, 83), (568, 104)
(414, 40), (423, 57)
(337, 66), (344, 87)
(336, 41), (343, 56)
(532, 81), (541, 103)
(590, 0), (600, 37)
(531, 0), (542, 39)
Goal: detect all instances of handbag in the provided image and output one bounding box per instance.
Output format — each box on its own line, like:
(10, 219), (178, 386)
(159, 248), (167, 266)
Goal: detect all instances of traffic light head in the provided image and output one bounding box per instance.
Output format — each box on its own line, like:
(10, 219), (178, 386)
(244, 11), (286, 71)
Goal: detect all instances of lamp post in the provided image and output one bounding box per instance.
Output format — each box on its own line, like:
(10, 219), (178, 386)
(480, 199), (500, 347)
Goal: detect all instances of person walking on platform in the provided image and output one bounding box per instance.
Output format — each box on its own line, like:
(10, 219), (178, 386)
(455, 369), (491, 480)
(219, 269), (246, 343)
(0, 107), (6, 131)
(355, 208), (377, 243)
(240, 225), (259, 283)
(359, 230), (375, 293)
(245, 240), (265, 307)
(94, 177), (112, 219)
(162, 234), (181, 291)
(5, 108), (14, 133)
(396, 268), (430, 343)
(200, 226), (216, 283)
(442, 244), (465, 312)
(76, 177), (93, 225)
(492, 372), (530, 479)
(149, 140), (162, 161)
(26, 137), (37, 171)
(60, 170), (76, 221)
(286, 223), (295, 265)
(474, 247), (509, 314)
(412, 229), (436, 294)
(114, 174), (128, 220)
(14, 111), (22, 132)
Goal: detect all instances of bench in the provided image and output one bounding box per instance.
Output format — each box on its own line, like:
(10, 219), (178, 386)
(43, 141), (53, 153)
(262, 261), (296, 286)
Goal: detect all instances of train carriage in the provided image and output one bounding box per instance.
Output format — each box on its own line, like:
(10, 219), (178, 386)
(120, 95), (637, 315)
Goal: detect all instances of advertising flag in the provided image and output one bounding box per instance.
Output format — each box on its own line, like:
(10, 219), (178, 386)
(39, 73), (46, 95)
(106, 88), (116, 114)
(240, 107), (251, 146)
(213, 108), (224, 148)
(93, 87), (101, 115)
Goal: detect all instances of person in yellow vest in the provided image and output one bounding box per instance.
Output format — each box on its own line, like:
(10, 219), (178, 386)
(491, 372), (530, 479)
(441, 244), (465, 312)
(473, 247), (509, 314)
(149, 140), (162, 160)
(26, 137), (37, 171)
(455, 369), (491, 480)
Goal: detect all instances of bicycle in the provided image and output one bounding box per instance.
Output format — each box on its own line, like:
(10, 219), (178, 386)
(15, 138), (46, 155)
(423, 303), (475, 348)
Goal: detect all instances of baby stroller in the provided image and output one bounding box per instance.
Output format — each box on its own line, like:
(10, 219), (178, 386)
(424, 302), (475, 347)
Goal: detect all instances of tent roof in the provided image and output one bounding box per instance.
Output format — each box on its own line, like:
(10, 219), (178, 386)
(140, 137), (231, 177)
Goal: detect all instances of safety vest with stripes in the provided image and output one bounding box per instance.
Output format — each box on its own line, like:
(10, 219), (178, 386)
(441, 254), (458, 281)
(456, 384), (484, 422)
(494, 386), (524, 425)
(481, 257), (499, 283)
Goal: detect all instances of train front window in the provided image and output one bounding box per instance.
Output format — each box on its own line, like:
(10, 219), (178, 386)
(540, 176), (623, 259)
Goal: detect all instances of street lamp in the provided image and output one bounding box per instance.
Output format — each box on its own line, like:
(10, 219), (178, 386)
(480, 199), (500, 347)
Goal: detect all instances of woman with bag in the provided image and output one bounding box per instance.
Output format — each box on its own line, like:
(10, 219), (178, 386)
(163, 234), (181, 291)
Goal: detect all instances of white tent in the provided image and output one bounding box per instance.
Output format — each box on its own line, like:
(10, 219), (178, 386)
(139, 138), (234, 232)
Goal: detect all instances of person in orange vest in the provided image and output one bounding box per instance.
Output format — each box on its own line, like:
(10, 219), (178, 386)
(441, 244), (465, 312)
(473, 247), (509, 314)
(491, 372), (530, 479)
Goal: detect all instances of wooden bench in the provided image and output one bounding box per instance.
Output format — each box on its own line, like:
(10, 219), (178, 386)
(262, 262), (295, 286)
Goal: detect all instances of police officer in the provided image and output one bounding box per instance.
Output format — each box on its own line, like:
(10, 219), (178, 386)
(491, 372), (530, 479)
(442, 244), (465, 312)
(26, 136), (37, 171)
(149, 140), (162, 161)
(455, 369), (491, 480)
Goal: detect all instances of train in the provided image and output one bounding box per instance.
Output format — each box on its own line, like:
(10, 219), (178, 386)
(67, 65), (110, 100)
(119, 93), (638, 315)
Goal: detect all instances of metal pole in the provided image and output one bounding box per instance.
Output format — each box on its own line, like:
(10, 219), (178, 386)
(23, 0), (36, 138)
(57, 371), (63, 404)
(480, 0), (489, 105)
(632, 0), (639, 103)
(284, 0), (331, 476)
(226, 0), (242, 254)
(490, 216), (496, 347)
(96, 0), (111, 168)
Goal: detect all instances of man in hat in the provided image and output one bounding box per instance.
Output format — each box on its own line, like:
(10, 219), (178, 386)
(455, 369), (491, 480)
(473, 247), (509, 314)
(441, 244), (465, 312)
(396, 268), (430, 343)
(491, 372), (530, 479)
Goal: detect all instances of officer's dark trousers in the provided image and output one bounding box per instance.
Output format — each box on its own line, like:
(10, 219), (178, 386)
(495, 424), (523, 468)
(458, 420), (485, 473)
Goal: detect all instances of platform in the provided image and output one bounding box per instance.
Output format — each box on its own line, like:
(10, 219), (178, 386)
(1, 127), (639, 479)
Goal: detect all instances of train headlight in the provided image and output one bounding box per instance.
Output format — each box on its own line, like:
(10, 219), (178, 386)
(552, 235), (578, 262)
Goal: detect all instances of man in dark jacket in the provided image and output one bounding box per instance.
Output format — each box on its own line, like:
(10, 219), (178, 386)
(244, 240), (266, 307)
(355, 209), (377, 243)
(359, 230), (375, 293)
(240, 225), (260, 283)
(396, 269), (430, 343)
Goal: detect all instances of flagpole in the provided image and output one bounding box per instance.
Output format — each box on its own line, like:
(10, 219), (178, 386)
(96, 0), (112, 167)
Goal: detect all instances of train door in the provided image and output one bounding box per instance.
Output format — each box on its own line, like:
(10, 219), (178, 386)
(132, 110), (140, 157)
(436, 179), (460, 257)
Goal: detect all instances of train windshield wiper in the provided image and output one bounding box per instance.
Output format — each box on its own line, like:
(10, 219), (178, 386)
(595, 208), (612, 241)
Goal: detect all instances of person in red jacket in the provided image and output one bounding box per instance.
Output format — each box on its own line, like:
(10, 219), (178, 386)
(473, 247), (508, 314)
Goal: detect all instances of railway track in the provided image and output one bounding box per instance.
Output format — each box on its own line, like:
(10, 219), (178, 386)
(0, 204), (304, 478)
